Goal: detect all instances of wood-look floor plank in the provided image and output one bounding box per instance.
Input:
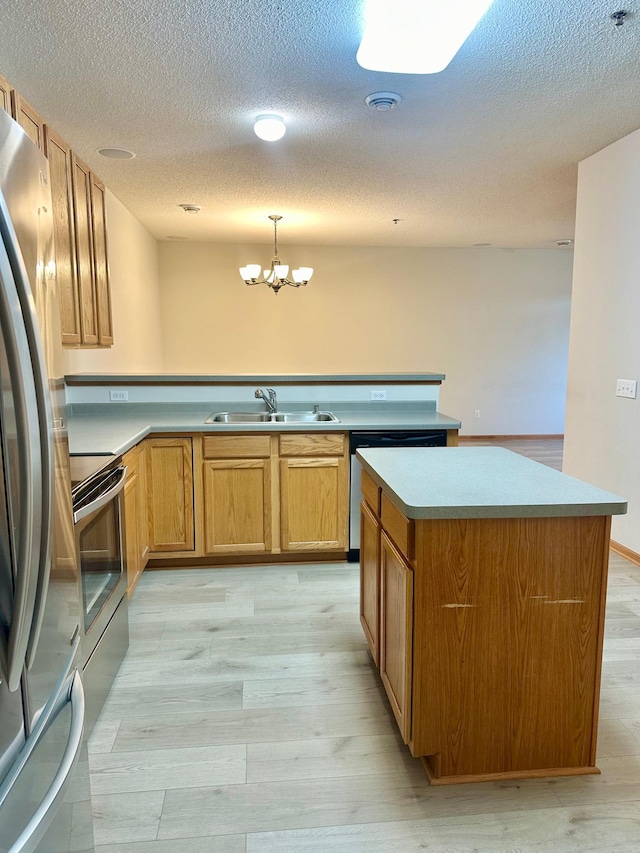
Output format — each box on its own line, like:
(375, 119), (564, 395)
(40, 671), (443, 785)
(99, 681), (243, 720)
(158, 772), (562, 839)
(90, 744), (246, 794)
(113, 650), (372, 687)
(246, 733), (413, 783)
(91, 790), (165, 846)
(96, 837), (245, 853)
(110, 701), (397, 753)
(242, 671), (383, 709)
(244, 802), (640, 853)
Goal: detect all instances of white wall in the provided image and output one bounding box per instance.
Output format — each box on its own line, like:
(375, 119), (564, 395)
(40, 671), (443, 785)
(158, 242), (573, 435)
(564, 128), (640, 553)
(63, 190), (164, 374)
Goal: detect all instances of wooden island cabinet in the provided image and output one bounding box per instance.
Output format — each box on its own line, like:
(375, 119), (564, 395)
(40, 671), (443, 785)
(358, 447), (627, 785)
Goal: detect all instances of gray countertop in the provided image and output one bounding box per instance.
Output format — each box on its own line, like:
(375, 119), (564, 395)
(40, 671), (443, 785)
(357, 447), (627, 519)
(67, 404), (461, 456)
(65, 372), (446, 385)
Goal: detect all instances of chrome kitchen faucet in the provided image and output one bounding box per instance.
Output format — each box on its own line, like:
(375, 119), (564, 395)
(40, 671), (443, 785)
(255, 387), (277, 413)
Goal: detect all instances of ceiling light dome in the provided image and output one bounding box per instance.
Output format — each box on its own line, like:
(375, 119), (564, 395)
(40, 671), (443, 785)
(253, 114), (286, 141)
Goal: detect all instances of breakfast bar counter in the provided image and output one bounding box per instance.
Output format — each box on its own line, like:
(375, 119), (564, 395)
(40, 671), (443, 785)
(356, 447), (627, 785)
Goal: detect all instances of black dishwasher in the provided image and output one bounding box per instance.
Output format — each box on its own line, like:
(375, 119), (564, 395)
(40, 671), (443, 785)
(348, 431), (447, 561)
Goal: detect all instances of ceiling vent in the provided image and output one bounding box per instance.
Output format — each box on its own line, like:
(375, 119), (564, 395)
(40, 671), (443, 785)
(365, 92), (402, 112)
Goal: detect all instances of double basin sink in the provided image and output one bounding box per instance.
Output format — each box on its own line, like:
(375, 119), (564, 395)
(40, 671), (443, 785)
(206, 411), (340, 424)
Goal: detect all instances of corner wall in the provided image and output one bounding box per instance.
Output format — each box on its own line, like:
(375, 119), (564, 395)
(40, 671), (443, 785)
(564, 127), (640, 553)
(158, 242), (573, 435)
(62, 190), (164, 374)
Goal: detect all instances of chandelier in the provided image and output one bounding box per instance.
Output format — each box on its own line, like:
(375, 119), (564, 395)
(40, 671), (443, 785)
(239, 215), (314, 295)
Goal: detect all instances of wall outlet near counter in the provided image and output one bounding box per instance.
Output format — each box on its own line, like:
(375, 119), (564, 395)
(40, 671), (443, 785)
(616, 379), (637, 399)
(474, 409), (480, 419)
(370, 390), (387, 400)
(109, 390), (129, 401)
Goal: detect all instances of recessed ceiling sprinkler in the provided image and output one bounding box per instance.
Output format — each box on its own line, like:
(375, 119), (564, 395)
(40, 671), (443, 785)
(611, 10), (628, 26)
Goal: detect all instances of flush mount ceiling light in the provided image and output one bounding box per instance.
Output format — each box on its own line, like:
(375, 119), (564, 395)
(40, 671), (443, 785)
(253, 114), (287, 141)
(239, 215), (313, 295)
(356, 0), (495, 74)
(179, 204), (201, 214)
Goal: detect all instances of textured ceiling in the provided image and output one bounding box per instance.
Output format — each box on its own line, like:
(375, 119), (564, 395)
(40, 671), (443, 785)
(1, 0), (640, 248)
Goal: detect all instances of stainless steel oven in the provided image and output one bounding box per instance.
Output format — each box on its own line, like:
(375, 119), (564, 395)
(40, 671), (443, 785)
(71, 456), (129, 733)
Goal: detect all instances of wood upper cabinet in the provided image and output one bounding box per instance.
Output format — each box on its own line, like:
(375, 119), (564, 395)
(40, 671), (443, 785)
(146, 437), (194, 552)
(0, 74), (113, 347)
(202, 435), (272, 554)
(379, 531), (413, 744)
(90, 174), (113, 345)
(44, 126), (81, 344)
(0, 74), (11, 113)
(71, 154), (98, 345)
(10, 91), (44, 150)
(360, 498), (381, 664)
(279, 433), (348, 552)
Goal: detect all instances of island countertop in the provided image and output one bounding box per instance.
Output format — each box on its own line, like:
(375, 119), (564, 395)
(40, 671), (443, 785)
(356, 446), (627, 519)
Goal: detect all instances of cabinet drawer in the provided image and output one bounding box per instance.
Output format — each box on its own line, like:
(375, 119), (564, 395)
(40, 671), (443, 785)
(279, 433), (346, 457)
(381, 492), (412, 560)
(361, 469), (380, 516)
(203, 434), (271, 458)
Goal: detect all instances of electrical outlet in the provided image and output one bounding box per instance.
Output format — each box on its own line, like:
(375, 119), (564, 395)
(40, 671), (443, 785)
(370, 390), (387, 401)
(616, 379), (637, 399)
(474, 409), (480, 419)
(109, 390), (129, 402)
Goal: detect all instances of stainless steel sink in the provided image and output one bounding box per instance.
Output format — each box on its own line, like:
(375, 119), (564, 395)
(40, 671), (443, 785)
(272, 412), (339, 422)
(205, 411), (339, 424)
(205, 412), (272, 423)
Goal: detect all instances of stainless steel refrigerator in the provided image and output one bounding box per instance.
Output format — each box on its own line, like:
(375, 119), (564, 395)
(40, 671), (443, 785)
(0, 109), (95, 851)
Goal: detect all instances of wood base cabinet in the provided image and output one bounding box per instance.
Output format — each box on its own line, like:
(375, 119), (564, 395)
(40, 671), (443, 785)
(359, 499), (381, 664)
(279, 433), (348, 552)
(146, 437), (195, 555)
(202, 435), (272, 555)
(122, 443), (150, 597)
(360, 470), (612, 784)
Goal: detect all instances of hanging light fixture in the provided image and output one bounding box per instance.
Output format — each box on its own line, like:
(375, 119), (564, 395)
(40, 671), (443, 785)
(239, 215), (314, 295)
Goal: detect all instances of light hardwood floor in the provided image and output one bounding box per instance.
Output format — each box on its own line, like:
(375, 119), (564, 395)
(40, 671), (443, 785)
(88, 438), (640, 853)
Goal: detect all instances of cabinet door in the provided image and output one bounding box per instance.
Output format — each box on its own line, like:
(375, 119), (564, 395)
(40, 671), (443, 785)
(90, 174), (113, 346)
(380, 531), (413, 743)
(123, 463), (141, 598)
(137, 441), (150, 567)
(360, 499), (381, 664)
(71, 154), (98, 345)
(0, 74), (10, 113)
(43, 126), (81, 345)
(146, 438), (194, 552)
(10, 91), (44, 150)
(280, 455), (348, 551)
(203, 458), (271, 554)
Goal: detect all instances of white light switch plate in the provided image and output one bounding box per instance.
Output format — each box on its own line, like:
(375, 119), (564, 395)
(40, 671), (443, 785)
(616, 379), (637, 399)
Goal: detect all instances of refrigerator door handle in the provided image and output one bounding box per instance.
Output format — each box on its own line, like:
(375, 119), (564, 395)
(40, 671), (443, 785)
(0, 192), (46, 692)
(1, 670), (85, 853)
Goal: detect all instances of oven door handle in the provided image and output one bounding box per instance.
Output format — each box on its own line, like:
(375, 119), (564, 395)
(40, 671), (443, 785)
(72, 465), (128, 524)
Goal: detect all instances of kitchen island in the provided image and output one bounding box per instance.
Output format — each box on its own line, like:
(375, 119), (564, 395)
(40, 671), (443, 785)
(357, 446), (627, 784)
